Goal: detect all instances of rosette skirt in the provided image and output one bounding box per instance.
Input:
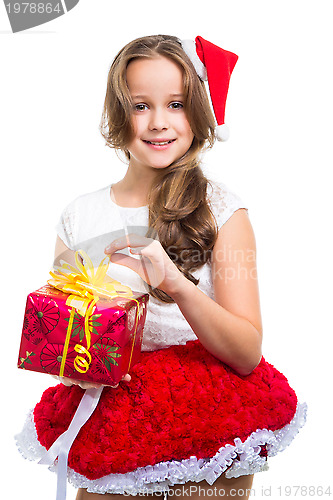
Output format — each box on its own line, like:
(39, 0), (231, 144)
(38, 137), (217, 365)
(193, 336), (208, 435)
(16, 340), (307, 495)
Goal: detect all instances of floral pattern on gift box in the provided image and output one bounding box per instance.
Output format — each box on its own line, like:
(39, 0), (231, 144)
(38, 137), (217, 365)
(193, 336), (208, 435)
(93, 338), (122, 371)
(23, 296), (60, 344)
(40, 343), (76, 377)
(90, 369), (110, 385)
(89, 357), (113, 385)
(104, 315), (126, 336)
(18, 350), (36, 369)
(64, 310), (102, 342)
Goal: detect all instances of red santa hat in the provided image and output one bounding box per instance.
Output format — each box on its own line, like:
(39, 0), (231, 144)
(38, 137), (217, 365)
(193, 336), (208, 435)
(181, 36), (238, 141)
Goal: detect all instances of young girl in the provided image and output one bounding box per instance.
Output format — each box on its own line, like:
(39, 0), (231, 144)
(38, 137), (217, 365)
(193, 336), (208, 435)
(16, 34), (306, 500)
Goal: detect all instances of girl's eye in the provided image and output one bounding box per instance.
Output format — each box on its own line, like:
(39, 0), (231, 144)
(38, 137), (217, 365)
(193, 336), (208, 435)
(169, 102), (183, 110)
(134, 104), (148, 112)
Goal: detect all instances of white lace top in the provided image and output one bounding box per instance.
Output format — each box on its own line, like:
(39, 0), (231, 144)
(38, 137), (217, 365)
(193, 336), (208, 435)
(56, 180), (248, 352)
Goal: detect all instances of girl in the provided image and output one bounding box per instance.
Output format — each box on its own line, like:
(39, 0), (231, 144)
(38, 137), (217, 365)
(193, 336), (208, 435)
(16, 35), (306, 500)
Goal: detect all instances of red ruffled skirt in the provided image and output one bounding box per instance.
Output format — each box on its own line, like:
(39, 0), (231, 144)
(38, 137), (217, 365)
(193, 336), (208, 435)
(16, 340), (306, 495)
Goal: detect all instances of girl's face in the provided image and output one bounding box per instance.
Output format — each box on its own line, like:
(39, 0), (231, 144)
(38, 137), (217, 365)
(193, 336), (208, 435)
(126, 56), (194, 171)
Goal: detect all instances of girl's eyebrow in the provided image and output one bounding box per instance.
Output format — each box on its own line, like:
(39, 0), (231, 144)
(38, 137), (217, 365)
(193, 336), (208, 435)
(131, 95), (148, 100)
(131, 93), (184, 99)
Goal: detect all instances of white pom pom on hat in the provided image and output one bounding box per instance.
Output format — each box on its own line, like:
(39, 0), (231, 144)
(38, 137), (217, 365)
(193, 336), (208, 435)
(181, 36), (238, 142)
(215, 123), (230, 142)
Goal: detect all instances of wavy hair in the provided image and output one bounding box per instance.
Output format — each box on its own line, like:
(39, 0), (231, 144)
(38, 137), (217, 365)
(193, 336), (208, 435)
(100, 34), (219, 303)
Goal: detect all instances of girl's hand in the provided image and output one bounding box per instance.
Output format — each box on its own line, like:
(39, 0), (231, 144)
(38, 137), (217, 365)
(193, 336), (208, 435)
(51, 373), (131, 390)
(104, 234), (186, 298)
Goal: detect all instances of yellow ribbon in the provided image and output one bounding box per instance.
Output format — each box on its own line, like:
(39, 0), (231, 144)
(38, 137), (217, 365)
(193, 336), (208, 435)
(48, 250), (137, 378)
(49, 250), (133, 316)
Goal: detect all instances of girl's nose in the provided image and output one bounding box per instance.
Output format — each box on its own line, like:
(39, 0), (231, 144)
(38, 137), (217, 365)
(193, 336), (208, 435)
(148, 108), (169, 131)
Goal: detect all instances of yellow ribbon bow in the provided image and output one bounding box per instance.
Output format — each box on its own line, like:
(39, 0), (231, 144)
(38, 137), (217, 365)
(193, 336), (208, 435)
(48, 250), (135, 377)
(49, 250), (133, 316)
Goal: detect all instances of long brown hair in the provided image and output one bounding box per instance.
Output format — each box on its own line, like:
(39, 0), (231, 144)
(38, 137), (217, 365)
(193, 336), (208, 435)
(100, 35), (219, 303)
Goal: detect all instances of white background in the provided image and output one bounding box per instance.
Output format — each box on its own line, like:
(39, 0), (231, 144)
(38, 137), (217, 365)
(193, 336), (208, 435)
(1, 0), (332, 498)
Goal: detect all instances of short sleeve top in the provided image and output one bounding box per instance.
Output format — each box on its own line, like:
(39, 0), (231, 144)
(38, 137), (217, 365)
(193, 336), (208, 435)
(56, 180), (248, 352)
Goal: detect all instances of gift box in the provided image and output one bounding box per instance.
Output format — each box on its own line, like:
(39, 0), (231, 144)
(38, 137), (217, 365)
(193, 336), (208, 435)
(18, 251), (149, 386)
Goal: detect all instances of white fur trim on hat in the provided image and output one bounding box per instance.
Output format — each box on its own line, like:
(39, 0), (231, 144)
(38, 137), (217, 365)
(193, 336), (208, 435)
(181, 39), (207, 81)
(215, 124), (230, 142)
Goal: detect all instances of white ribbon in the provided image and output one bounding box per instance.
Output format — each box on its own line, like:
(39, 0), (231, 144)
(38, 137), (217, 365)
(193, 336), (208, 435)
(38, 386), (104, 500)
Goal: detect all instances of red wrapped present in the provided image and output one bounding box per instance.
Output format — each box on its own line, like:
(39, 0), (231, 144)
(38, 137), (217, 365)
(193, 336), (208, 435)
(18, 251), (149, 386)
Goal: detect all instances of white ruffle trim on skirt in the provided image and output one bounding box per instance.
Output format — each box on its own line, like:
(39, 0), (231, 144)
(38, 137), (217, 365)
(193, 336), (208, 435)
(15, 402), (307, 495)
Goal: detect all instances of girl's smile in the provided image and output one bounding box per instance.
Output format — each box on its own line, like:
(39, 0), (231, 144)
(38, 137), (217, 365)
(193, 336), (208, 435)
(142, 138), (176, 150)
(126, 56), (194, 170)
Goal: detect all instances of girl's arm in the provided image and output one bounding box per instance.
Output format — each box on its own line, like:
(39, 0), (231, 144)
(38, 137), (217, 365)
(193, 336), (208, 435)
(106, 209), (262, 376)
(54, 235), (77, 266)
(171, 209), (262, 376)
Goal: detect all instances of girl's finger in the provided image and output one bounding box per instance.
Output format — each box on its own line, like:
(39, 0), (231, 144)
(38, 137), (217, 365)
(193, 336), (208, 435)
(105, 234), (153, 255)
(109, 252), (142, 274)
(139, 240), (164, 261)
(129, 247), (145, 254)
(58, 377), (103, 390)
(78, 381), (103, 390)
(110, 251), (157, 287)
(59, 377), (75, 386)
